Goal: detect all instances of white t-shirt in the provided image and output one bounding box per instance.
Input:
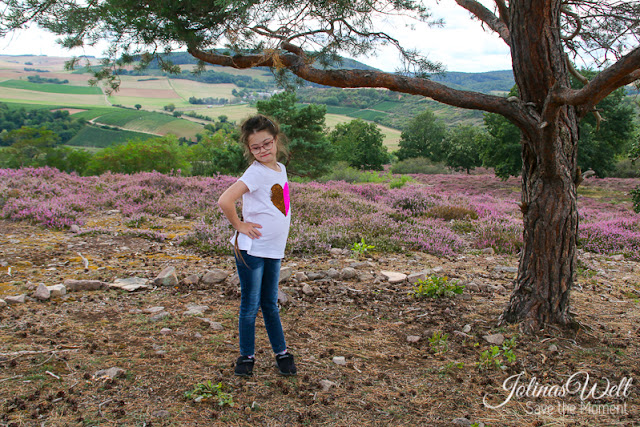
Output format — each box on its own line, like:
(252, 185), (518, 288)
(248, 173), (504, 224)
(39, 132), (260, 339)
(232, 161), (291, 259)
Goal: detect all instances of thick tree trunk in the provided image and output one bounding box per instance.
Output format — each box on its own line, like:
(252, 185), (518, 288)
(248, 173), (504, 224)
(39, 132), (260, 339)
(501, 120), (579, 331)
(500, 0), (579, 332)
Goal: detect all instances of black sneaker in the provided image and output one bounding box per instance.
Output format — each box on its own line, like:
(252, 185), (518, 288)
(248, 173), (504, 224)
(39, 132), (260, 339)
(275, 353), (297, 376)
(234, 356), (254, 377)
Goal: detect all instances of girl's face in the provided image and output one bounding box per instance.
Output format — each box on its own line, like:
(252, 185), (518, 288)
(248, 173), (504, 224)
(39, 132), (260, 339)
(248, 130), (278, 167)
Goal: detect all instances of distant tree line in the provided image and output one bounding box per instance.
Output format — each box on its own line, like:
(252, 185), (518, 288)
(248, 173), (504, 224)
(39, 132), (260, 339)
(27, 75), (69, 84)
(24, 68), (50, 73)
(188, 96), (229, 105)
(1, 79), (637, 183)
(0, 103), (84, 143)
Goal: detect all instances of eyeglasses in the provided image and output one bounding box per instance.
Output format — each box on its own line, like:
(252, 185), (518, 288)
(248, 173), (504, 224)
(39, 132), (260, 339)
(249, 139), (275, 154)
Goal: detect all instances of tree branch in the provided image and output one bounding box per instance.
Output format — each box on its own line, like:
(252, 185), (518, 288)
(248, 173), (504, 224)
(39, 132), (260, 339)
(495, 0), (510, 28)
(454, 0), (511, 46)
(188, 47), (523, 121)
(555, 47), (640, 107)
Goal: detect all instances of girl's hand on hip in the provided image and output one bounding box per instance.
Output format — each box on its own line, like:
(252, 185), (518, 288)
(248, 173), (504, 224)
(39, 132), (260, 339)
(237, 222), (263, 239)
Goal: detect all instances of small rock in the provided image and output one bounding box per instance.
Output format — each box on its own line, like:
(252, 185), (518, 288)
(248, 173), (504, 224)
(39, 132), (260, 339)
(548, 344), (559, 353)
(193, 332), (203, 339)
(152, 410), (170, 418)
(406, 335), (421, 343)
(70, 224), (81, 233)
(200, 318), (224, 330)
(432, 266), (444, 274)
(230, 274), (240, 286)
(453, 417), (472, 427)
(307, 272), (325, 281)
(319, 380), (337, 392)
(611, 254), (624, 261)
(0, 299), (6, 308)
(94, 367), (125, 380)
(357, 273), (375, 282)
(481, 247), (495, 255)
(380, 271), (407, 284)
(160, 328), (173, 336)
(181, 274), (200, 286)
(327, 268), (341, 279)
(154, 266), (179, 287)
(110, 277), (150, 292)
(407, 272), (428, 284)
(202, 269), (229, 285)
(5, 294), (26, 304)
(47, 284), (66, 297)
(34, 284), (51, 300)
(150, 311), (170, 322)
(183, 304), (210, 316)
(294, 272), (308, 281)
(465, 282), (480, 292)
(332, 356), (347, 366)
(279, 266), (293, 283)
(278, 289), (290, 305)
(143, 306), (165, 314)
(483, 333), (505, 345)
(302, 283), (314, 296)
(462, 324), (472, 333)
(329, 248), (343, 256)
(64, 279), (105, 291)
(341, 267), (357, 280)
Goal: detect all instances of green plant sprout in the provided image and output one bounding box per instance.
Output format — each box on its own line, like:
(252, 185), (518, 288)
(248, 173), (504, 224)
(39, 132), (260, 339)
(410, 276), (465, 299)
(184, 380), (234, 407)
(429, 330), (449, 354)
(477, 337), (518, 370)
(351, 237), (375, 258)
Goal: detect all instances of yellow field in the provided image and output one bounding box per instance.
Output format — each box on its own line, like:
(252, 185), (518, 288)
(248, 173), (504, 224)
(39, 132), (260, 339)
(170, 79), (237, 100)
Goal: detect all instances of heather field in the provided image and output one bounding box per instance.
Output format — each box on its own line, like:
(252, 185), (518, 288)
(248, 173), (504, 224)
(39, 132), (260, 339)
(1, 168), (639, 426)
(0, 168), (638, 260)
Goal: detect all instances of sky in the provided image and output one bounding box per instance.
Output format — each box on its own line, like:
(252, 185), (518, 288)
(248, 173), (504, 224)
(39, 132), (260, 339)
(0, 0), (513, 73)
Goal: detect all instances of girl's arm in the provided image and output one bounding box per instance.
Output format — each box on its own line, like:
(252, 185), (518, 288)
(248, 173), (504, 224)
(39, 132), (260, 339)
(217, 180), (263, 239)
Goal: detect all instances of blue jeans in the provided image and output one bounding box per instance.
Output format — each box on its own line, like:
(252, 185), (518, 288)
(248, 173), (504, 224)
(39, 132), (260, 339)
(235, 251), (287, 356)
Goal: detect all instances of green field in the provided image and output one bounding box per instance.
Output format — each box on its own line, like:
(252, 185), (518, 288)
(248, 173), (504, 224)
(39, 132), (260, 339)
(93, 110), (176, 127)
(67, 125), (155, 148)
(348, 109), (389, 121)
(0, 80), (103, 95)
(372, 101), (402, 112)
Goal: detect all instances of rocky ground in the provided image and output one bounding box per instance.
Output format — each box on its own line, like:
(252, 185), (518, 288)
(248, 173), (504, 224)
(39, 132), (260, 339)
(1, 215), (639, 427)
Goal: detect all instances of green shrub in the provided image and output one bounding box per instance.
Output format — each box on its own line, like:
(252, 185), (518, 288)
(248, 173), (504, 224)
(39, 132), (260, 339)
(319, 162), (389, 183)
(390, 157), (450, 175)
(410, 276), (464, 299)
(632, 185), (640, 213)
(389, 175), (414, 189)
(611, 158), (640, 178)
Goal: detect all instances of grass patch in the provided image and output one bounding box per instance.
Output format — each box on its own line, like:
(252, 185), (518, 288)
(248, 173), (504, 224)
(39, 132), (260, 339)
(67, 125), (155, 148)
(0, 80), (102, 95)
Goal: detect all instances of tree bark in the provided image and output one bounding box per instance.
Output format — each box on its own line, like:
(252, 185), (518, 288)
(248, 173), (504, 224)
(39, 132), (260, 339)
(499, 0), (578, 332)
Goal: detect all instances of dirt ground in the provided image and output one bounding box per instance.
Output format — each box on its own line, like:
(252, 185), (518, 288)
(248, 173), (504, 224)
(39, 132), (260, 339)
(0, 216), (638, 427)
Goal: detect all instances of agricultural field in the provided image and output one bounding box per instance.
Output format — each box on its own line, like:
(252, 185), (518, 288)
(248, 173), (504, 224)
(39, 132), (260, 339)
(67, 125), (156, 148)
(0, 168), (638, 426)
(0, 80), (102, 95)
(1, 54), (407, 149)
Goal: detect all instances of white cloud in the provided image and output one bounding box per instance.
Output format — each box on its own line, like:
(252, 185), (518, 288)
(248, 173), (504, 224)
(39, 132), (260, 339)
(0, 0), (512, 72)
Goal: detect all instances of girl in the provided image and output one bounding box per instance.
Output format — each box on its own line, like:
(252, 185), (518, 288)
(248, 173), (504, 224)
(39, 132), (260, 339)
(217, 114), (296, 377)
